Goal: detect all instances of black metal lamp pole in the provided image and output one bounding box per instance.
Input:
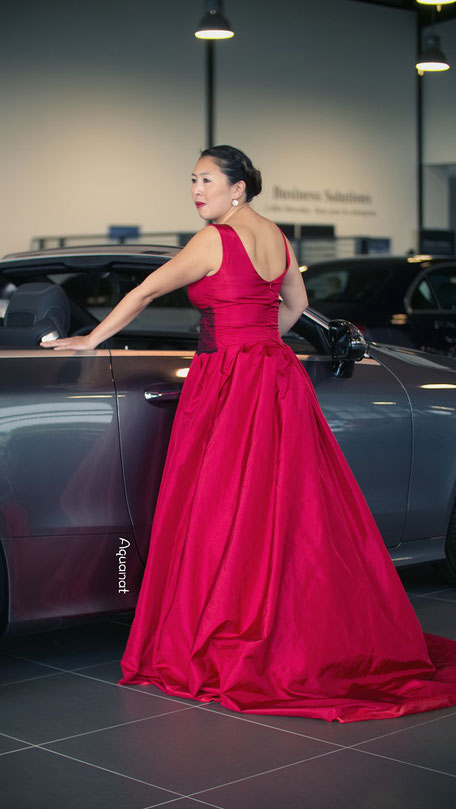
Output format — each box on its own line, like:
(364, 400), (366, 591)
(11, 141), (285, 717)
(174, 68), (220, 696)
(416, 13), (423, 249)
(206, 40), (215, 148)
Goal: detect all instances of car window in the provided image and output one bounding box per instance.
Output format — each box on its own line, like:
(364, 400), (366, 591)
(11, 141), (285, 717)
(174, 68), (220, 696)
(409, 278), (439, 310)
(425, 268), (456, 311)
(0, 265), (200, 348)
(0, 280), (17, 321)
(0, 265), (319, 353)
(56, 268), (201, 335)
(58, 268), (317, 351)
(305, 267), (390, 303)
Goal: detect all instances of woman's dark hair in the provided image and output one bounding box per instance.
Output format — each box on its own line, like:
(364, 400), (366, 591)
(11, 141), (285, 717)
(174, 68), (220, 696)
(200, 145), (262, 203)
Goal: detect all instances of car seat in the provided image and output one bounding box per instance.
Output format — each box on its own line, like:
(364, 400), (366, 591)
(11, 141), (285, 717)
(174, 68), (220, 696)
(0, 282), (70, 346)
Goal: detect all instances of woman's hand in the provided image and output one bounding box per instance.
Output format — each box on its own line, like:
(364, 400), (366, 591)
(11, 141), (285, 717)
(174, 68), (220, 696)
(40, 334), (97, 351)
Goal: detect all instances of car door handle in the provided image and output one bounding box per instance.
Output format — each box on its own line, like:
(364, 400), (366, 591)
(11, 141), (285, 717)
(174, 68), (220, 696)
(144, 383), (183, 404)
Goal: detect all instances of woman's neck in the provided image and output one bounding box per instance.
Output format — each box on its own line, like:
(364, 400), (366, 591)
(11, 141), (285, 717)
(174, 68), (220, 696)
(215, 202), (250, 225)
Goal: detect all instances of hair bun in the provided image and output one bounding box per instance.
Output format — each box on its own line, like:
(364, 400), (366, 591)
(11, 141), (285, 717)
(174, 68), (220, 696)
(243, 163), (262, 200)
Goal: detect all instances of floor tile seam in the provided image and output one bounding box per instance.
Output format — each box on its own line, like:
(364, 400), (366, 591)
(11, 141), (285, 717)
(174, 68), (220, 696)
(144, 796), (226, 809)
(344, 708), (456, 749)
(186, 745), (348, 798)
(62, 667), (206, 709)
(71, 658), (123, 671)
(0, 670), (62, 688)
(73, 664), (199, 708)
(35, 704), (198, 746)
(3, 652), (202, 709)
(29, 744), (187, 797)
(0, 743), (36, 756)
(0, 731), (44, 755)
(39, 742), (345, 801)
(354, 746), (456, 779)
(198, 702), (456, 749)
(179, 799), (226, 809)
(2, 651), (126, 678)
(2, 652), (80, 673)
(195, 704), (345, 748)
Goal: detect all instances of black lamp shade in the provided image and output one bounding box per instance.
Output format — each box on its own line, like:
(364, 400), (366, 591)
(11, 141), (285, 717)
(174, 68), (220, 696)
(195, 2), (234, 39)
(416, 34), (450, 72)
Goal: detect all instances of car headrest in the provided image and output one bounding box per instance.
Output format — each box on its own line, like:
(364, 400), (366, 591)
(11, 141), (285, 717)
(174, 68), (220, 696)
(0, 283), (70, 346)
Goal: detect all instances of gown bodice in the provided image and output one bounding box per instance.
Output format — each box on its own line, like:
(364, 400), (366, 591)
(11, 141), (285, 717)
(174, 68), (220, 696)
(187, 223), (290, 354)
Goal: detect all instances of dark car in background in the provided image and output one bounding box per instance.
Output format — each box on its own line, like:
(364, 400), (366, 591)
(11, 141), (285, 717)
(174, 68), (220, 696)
(0, 244), (455, 636)
(303, 256), (456, 356)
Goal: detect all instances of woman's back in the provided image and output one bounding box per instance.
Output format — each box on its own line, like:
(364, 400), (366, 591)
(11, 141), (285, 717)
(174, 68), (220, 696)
(214, 214), (289, 283)
(187, 221), (290, 355)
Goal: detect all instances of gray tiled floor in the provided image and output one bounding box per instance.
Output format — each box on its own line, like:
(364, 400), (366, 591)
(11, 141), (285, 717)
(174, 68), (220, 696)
(1, 563), (456, 809)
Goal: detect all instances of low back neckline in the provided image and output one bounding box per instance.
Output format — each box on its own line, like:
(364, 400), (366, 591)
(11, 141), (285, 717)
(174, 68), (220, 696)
(213, 223), (290, 284)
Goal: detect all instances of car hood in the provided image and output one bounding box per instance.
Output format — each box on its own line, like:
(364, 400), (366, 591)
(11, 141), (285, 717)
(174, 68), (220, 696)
(368, 342), (456, 372)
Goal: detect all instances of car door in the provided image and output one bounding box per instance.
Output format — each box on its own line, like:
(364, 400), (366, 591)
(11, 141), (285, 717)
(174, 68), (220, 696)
(0, 347), (142, 629)
(58, 263), (199, 565)
(289, 338), (412, 547)
(110, 349), (193, 563)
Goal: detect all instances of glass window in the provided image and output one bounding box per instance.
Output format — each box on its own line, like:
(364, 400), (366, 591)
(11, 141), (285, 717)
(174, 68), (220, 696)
(0, 280), (17, 321)
(426, 268), (456, 311)
(56, 268), (200, 335)
(409, 278), (439, 311)
(305, 267), (390, 303)
(0, 264), (319, 353)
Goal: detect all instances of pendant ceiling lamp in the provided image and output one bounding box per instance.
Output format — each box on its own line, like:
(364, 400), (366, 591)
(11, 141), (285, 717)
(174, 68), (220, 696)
(416, 33), (450, 73)
(417, 1), (456, 7)
(195, 0), (234, 40)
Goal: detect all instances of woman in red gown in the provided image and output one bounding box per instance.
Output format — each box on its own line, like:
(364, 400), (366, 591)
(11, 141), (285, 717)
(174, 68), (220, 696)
(44, 145), (456, 723)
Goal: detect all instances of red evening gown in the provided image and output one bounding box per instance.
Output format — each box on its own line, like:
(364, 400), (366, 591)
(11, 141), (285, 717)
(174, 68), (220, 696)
(119, 223), (456, 723)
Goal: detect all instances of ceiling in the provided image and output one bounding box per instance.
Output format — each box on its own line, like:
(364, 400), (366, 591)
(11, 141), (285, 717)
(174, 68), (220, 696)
(351, 0), (456, 26)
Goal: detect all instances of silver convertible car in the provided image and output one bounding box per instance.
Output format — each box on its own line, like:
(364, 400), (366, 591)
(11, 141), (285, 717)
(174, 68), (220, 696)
(0, 244), (455, 636)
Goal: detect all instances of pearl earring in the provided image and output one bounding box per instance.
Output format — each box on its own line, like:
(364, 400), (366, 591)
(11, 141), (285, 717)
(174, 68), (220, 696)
(231, 199), (239, 207)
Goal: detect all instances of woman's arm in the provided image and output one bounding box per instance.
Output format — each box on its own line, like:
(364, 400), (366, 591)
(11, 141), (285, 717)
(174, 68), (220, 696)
(40, 226), (222, 350)
(278, 237), (308, 336)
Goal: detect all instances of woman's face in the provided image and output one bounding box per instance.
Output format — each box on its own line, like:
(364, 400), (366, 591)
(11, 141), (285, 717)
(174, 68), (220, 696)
(191, 156), (244, 221)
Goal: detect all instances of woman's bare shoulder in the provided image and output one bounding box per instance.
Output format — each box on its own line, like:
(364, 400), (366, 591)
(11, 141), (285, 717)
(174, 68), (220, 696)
(176, 223), (223, 271)
(186, 223), (223, 248)
(235, 210), (284, 242)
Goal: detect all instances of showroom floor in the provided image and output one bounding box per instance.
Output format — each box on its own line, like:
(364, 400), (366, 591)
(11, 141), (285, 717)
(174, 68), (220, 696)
(1, 563), (456, 809)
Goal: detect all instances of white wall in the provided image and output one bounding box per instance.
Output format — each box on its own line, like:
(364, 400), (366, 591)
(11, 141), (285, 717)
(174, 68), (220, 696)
(0, 0), (205, 253)
(0, 0), (418, 255)
(423, 19), (456, 166)
(217, 0), (417, 253)
(423, 166), (449, 230)
(421, 18), (456, 233)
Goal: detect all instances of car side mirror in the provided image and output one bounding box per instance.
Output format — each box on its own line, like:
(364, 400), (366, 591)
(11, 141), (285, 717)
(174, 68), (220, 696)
(328, 319), (368, 377)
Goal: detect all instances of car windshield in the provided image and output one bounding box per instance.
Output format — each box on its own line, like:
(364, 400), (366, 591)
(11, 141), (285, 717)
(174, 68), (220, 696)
(305, 266), (390, 303)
